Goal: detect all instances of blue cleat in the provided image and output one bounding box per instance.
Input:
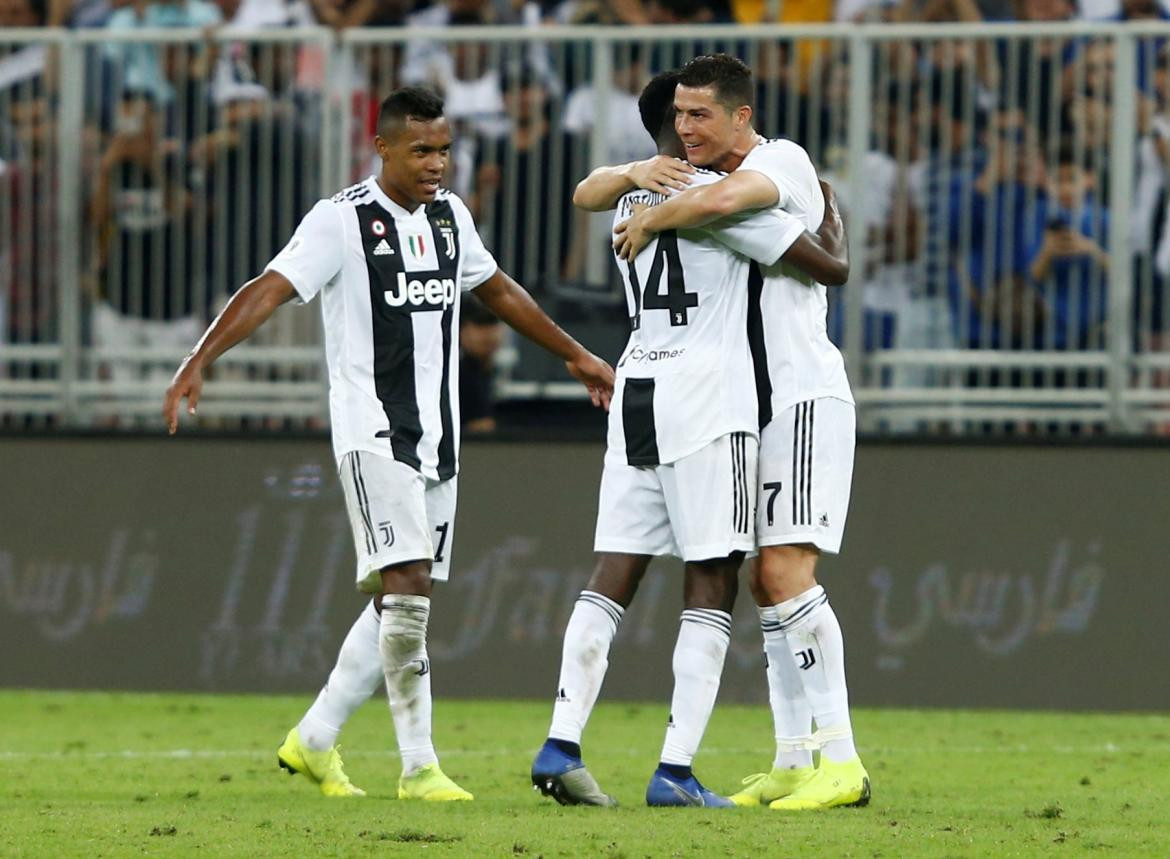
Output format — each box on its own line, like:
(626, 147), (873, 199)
(531, 740), (618, 807)
(646, 767), (735, 808)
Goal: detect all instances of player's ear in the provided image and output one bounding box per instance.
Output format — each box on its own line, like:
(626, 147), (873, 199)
(374, 133), (391, 160)
(735, 104), (753, 131)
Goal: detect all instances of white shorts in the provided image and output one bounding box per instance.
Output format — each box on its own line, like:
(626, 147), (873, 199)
(757, 397), (855, 554)
(594, 431), (757, 562)
(338, 451), (457, 593)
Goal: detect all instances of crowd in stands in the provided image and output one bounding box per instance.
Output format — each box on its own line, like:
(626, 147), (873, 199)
(2, 0), (1170, 420)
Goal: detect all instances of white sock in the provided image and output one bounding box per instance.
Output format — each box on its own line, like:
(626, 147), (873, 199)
(548, 590), (624, 744)
(380, 594), (438, 775)
(774, 585), (857, 763)
(297, 600), (383, 751)
(758, 605), (814, 770)
(659, 608), (732, 767)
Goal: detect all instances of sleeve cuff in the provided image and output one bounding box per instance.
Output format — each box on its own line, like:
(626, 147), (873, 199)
(264, 262), (315, 305)
(464, 264), (498, 292)
(761, 216), (807, 266)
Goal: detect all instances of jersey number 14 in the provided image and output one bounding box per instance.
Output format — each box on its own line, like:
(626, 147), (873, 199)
(628, 231), (699, 329)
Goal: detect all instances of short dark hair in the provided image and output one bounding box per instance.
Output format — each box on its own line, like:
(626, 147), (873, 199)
(638, 70), (680, 143)
(676, 53), (753, 112)
(377, 87), (445, 138)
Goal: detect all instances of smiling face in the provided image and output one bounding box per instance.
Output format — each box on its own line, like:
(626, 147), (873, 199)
(673, 83), (748, 170)
(375, 116), (452, 210)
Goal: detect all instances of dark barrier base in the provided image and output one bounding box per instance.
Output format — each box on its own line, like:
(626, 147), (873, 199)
(1, 437), (1166, 710)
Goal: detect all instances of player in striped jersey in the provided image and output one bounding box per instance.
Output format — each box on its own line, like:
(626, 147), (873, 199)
(163, 87), (613, 800)
(531, 71), (850, 808)
(613, 54), (869, 811)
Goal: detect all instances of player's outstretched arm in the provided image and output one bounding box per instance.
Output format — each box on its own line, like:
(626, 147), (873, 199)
(573, 155), (695, 212)
(473, 269), (615, 410)
(614, 170), (777, 260)
(163, 271), (297, 434)
(780, 180), (850, 286)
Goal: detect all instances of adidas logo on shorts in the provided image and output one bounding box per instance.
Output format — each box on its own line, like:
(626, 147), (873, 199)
(374, 239), (395, 256)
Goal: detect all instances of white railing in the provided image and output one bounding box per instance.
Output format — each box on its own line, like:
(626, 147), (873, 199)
(1, 23), (1169, 434)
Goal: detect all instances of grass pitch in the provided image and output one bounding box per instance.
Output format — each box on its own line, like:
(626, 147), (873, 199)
(0, 691), (1166, 857)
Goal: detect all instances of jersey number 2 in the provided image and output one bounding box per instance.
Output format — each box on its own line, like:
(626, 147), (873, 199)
(628, 230), (698, 328)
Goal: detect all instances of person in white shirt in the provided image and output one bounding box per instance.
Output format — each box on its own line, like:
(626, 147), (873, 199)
(537, 69), (851, 808)
(163, 87), (613, 802)
(612, 54), (869, 812)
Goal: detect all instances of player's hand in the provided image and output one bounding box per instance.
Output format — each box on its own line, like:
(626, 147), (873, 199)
(613, 209), (654, 261)
(565, 350), (615, 411)
(627, 155), (694, 195)
(163, 359), (204, 435)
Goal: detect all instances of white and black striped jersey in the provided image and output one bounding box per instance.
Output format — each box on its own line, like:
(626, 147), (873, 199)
(265, 176), (497, 480)
(738, 139), (855, 425)
(607, 167), (806, 467)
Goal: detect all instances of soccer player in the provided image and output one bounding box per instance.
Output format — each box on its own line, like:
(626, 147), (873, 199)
(530, 71), (849, 808)
(162, 87), (614, 800)
(612, 54), (869, 811)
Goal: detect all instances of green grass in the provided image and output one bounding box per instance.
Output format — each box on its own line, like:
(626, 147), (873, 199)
(0, 691), (1167, 857)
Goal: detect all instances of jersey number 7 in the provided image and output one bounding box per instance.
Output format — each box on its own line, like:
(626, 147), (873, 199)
(628, 230), (699, 329)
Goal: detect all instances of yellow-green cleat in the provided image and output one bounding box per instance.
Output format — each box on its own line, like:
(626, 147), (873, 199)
(277, 727), (366, 797)
(398, 763), (474, 801)
(768, 757), (870, 810)
(729, 766), (816, 807)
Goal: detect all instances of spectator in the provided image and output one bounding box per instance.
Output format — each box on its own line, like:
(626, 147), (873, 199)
(402, 0), (539, 93)
(471, 63), (574, 290)
(563, 47), (655, 166)
(852, 83), (925, 359)
(102, 0), (224, 105)
(1, 0), (58, 360)
(89, 90), (201, 391)
(459, 294), (504, 433)
(992, 0), (1077, 134)
(951, 114), (1049, 350)
(917, 77), (982, 345)
(1025, 144), (1109, 351)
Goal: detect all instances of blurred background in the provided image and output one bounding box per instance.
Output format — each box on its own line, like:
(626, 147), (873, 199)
(4, 0), (1170, 436)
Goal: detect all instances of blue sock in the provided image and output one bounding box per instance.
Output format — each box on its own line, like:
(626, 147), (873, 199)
(546, 738), (582, 760)
(657, 762), (692, 781)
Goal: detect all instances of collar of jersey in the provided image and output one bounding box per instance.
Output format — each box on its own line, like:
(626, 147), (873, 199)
(365, 175), (426, 219)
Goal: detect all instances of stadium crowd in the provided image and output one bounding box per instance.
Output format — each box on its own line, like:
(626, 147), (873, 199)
(2, 0), (1170, 426)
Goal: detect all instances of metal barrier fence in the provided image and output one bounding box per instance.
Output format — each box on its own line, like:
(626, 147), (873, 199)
(2, 23), (1170, 434)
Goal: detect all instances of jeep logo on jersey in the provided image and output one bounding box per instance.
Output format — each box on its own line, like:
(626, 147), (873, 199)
(384, 271), (456, 311)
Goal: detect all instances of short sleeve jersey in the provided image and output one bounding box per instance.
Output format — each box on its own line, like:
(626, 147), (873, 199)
(265, 176), (497, 480)
(738, 139), (855, 424)
(608, 166), (805, 466)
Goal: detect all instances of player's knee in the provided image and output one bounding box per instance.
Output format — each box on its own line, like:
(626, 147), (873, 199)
(587, 553), (649, 607)
(379, 559), (432, 597)
(756, 544), (819, 603)
(683, 557), (740, 611)
(747, 571), (770, 607)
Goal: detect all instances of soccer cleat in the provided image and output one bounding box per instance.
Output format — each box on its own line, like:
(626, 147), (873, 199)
(397, 763), (474, 801)
(530, 741), (618, 807)
(277, 727), (366, 797)
(645, 768), (735, 808)
(728, 766), (816, 807)
(768, 757), (871, 810)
